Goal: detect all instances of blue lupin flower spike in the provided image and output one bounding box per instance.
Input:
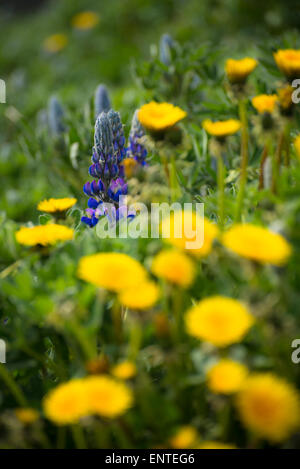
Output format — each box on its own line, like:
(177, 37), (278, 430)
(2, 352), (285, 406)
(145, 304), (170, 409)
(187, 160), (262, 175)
(107, 109), (126, 163)
(48, 96), (66, 136)
(81, 109), (128, 227)
(127, 110), (148, 166)
(159, 34), (174, 66)
(94, 84), (111, 119)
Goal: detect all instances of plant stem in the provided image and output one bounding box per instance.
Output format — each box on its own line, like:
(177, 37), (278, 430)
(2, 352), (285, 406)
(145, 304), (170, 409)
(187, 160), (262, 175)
(235, 98), (249, 221)
(259, 144), (268, 190)
(217, 154), (225, 230)
(272, 130), (284, 194)
(71, 424), (87, 449)
(0, 364), (27, 407)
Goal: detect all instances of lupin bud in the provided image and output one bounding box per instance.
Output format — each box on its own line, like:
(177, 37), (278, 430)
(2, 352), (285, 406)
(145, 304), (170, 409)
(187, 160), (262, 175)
(48, 96), (66, 136)
(94, 112), (114, 161)
(128, 110), (148, 166)
(159, 34), (174, 66)
(94, 84), (111, 119)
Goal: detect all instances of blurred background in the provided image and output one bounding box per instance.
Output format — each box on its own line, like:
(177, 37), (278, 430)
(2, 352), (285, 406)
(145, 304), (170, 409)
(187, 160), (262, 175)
(1, 0), (300, 114)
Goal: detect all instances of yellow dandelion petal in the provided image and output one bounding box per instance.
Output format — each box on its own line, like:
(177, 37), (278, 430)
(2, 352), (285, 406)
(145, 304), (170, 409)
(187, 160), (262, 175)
(294, 135), (300, 159)
(222, 224), (292, 265)
(274, 49), (300, 78)
(84, 375), (133, 418)
(138, 102), (187, 132)
(43, 33), (68, 53)
(77, 252), (148, 292)
(15, 408), (39, 424)
(206, 359), (248, 395)
(236, 373), (300, 442)
(71, 11), (99, 30)
(37, 197), (77, 213)
(202, 119), (241, 138)
(122, 157), (138, 178)
(185, 296), (254, 347)
(43, 379), (88, 425)
(170, 426), (198, 449)
(252, 94), (278, 114)
(118, 280), (160, 310)
(111, 361), (137, 380)
(160, 211), (218, 258)
(15, 224), (74, 247)
(197, 441), (236, 449)
(277, 85), (294, 110)
(151, 250), (195, 288)
(225, 57), (258, 84)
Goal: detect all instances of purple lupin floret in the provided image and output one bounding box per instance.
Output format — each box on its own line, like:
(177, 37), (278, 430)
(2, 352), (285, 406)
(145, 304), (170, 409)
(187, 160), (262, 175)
(127, 110), (148, 166)
(81, 110), (128, 227)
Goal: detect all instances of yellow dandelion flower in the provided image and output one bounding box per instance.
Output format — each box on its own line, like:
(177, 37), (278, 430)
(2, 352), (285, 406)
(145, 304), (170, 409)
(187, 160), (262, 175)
(123, 158), (138, 178)
(38, 197), (77, 213)
(185, 296), (254, 347)
(202, 119), (241, 138)
(71, 11), (99, 30)
(274, 49), (300, 78)
(222, 224), (292, 266)
(15, 408), (39, 424)
(225, 57), (258, 84)
(277, 85), (294, 110)
(151, 250), (195, 288)
(206, 359), (248, 395)
(111, 361), (137, 380)
(77, 252), (148, 292)
(84, 375), (133, 418)
(138, 102), (187, 132)
(236, 373), (300, 442)
(43, 379), (88, 425)
(118, 280), (160, 310)
(252, 94), (278, 114)
(160, 211), (218, 258)
(15, 224), (74, 247)
(43, 33), (68, 53)
(197, 441), (236, 449)
(170, 426), (198, 449)
(294, 135), (300, 159)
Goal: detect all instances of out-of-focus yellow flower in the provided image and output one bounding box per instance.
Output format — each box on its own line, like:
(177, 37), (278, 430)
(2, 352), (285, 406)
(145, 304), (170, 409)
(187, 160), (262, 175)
(170, 426), (198, 449)
(185, 296), (254, 347)
(38, 197), (77, 213)
(236, 374), (300, 442)
(206, 359), (248, 394)
(43, 33), (68, 53)
(274, 49), (300, 78)
(122, 158), (138, 178)
(197, 441), (236, 449)
(71, 11), (99, 30)
(84, 375), (133, 418)
(138, 102), (187, 132)
(15, 408), (39, 424)
(202, 119), (241, 138)
(277, 85), (294, 111)
(222, 224), (291, 266)
(160, 211), (218, 258)
(16, 224), (74, 247)
(252, 94), (278, 114)
(118, 280), (160, 310)
(43, 379), (88, 425)
(77, 253), (148, 292)
(294, 135), (300, 159)
(151, 250), (195, 288)
(225, 58), (258, 84)
(111, 361), (137, 380)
